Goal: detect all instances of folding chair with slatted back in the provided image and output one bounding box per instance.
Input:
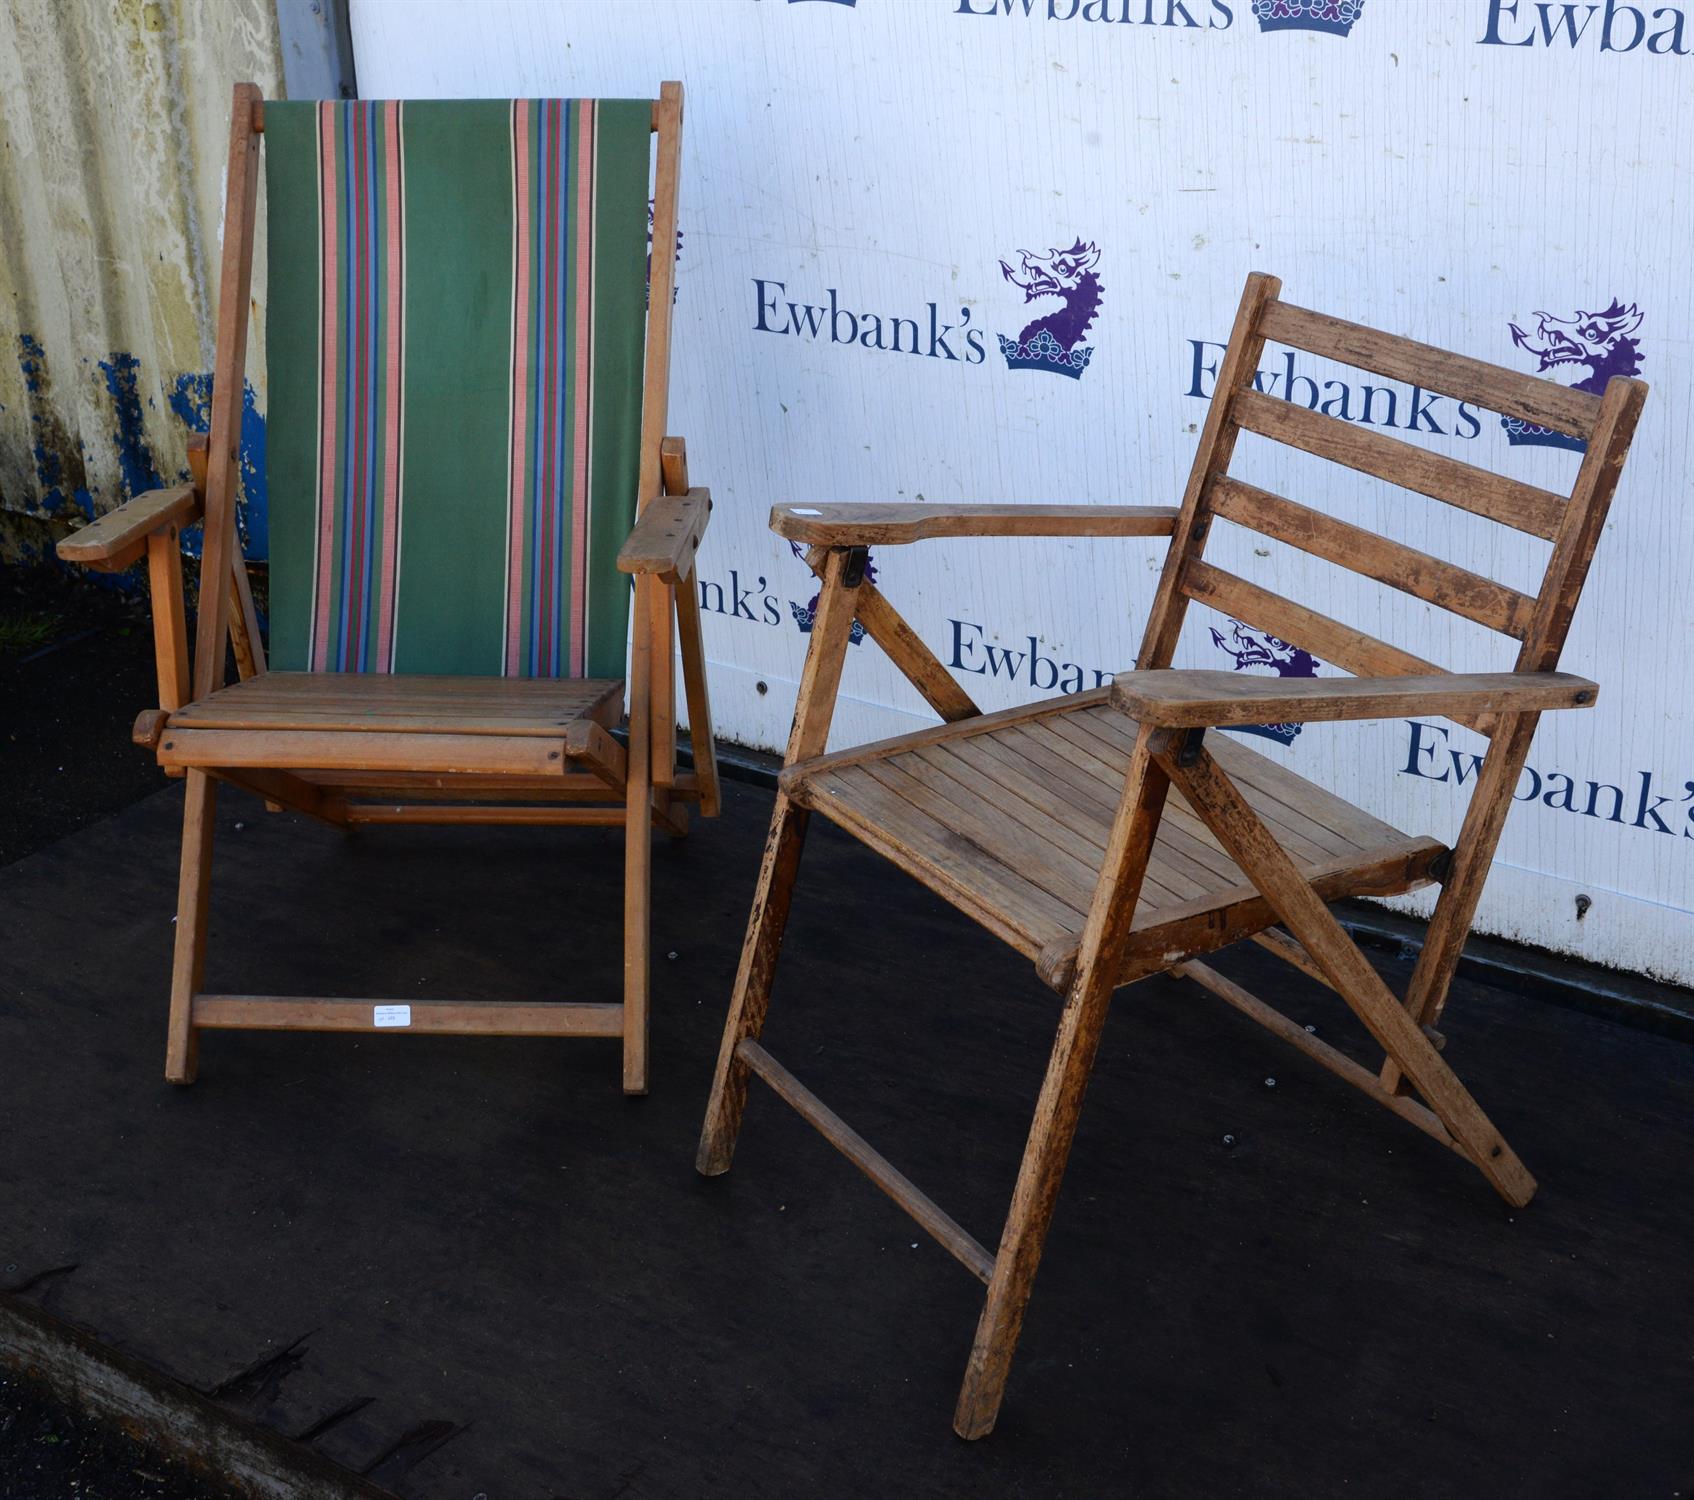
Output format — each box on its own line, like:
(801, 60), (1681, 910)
(695, 271), (1648, 1436)
(55, 82), (719, 1093)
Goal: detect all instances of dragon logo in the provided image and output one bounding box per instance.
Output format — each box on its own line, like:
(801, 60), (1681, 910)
(1209, 620), (1319, 747)
(1504, 300), (1644, 452)
(1252, 0), (1365, 35)
(788, 542), (872, 646)
(997, 239), (1103, 379)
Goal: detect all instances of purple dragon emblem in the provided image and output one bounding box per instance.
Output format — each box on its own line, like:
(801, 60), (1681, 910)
(997, 240), (1102, 379)
(1209, 620), (1319, 747)
(1504, 301), (1644, 452)
(789, 541), (873, 645)
(1252, 0), (1365, 34)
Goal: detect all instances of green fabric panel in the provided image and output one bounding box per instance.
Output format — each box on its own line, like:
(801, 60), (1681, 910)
(262, 101), (322, 673)
(389, 99), (512, 676)
(584, 99), (652, 679)
(260, 98), (654, 679)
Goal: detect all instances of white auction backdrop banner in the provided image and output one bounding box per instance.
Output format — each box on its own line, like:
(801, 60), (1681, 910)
(349, 0), (1693, 984)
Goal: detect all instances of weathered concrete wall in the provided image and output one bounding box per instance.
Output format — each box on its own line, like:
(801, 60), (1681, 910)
(0, 0), (282, 569)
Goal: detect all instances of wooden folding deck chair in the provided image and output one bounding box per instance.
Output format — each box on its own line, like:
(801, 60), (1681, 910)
(55, 82), (718, 1092)
(696, 272), (1647, 1437)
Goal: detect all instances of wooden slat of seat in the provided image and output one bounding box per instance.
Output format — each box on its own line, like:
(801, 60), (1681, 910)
(1044, 712), (1347, 863)
(866, 757), (1102, 915)
(780, 686), (1116, 790)
(906, 744), (1205, 910)
(989, 726), (1247, 892)
(1017, 716), (1321, 880)
(939, 739), (1213, 906)
(1039, 835), (1446, 994)
(158, 729), (576, 778)
(1259, 300), (1602, 441)
(1233, 388), (1566, 540)
(169, 671), (624, 737)
(794, 700), (1441, 993)
(799, 767), (1084, 959)
(1080, 707), (1408, 862)
(1208, 475), (1538, 639)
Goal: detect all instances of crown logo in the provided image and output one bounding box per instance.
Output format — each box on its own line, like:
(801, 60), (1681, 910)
(997, 239), (1102, 380)
(1252, 0), (1365, 36)
(1503, 300), (1644, 453)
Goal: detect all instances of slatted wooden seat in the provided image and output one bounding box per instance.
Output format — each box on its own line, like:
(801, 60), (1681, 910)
(156, 673), (621, 767)
(788, 690), (1443, 991)
(696, 271), (1648, 1439)
(55, 83), (717, 1090)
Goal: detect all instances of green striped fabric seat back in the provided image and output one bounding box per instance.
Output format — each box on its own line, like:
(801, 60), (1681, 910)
(263, 99), (652, 679)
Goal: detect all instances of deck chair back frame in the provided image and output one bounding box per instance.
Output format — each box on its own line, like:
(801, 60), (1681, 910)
(695, 271), (1647, 1437)
(56, 82), (719, 1094)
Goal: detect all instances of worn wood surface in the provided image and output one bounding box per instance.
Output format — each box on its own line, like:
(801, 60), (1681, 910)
(1154, 739), (1536, 1208)
(167, 673), (624, 738)
(696, 547), (862, 1175)
(1207, 476), (1538, 639)
(164, 770), (216, 1083)
(158, 728), (576, 778)
(1257, 300), (1602, 439)
(55, 485), (198, 565)
(616, 487), (710, 580)
(145, 525), (191, 710)
(638, 84), (684, 795)
(191, 83), (262, 704)
(737, 1040), (995, 1284)
(953, 722), (1170, 1439)
(772, 503), (1180, 546)
(790, 699), (1443, 989)
(660, 435), (722, 817)
(1232, 389), (1567, 540)
(1177, 561), (1495, 735)
(1111, 668), (1595, 728)
(1174, 960), (1463, 1155)
(191, 996), (624, 1036)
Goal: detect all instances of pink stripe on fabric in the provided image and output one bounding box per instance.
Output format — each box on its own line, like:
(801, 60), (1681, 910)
(505, 101), (532, 676)
(312, 100), (340, 671)
(568, 99), (594, 676)
(376, 99), (403, 672)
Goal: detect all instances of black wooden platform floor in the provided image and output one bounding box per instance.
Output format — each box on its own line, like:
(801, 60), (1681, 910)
(3, 778), (1690, 1498)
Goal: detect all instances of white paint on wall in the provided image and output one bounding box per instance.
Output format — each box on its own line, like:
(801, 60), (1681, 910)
(349, 0), (1694, 986)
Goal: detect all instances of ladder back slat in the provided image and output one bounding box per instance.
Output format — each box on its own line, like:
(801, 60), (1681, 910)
(1207, 476), (1537, 640)
(1232, 389), (1566, 541)
(1180, 560), (1493, 736)
(1260, 300), (1602, 441)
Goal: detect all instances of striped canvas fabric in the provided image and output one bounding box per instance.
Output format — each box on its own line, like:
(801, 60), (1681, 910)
(263, 99), (652, 678)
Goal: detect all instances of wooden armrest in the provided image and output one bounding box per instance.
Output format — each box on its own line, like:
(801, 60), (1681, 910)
(1112, 669), (1598, 728)
(56, 484), (200, 568)
(617, 487), (711, 580)
(770, 503), (1179, 547)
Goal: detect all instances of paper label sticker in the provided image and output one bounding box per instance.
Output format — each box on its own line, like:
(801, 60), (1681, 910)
(790, 507), (822, 516)
(373, 1004), (412, 1028)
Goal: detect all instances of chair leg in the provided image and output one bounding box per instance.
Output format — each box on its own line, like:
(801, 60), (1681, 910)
(955, 724), (1171, 1439)
(165, 770), (217, 1084)
(623, 789), (652, 1096)
(695, 795), (810, 1176)
(951, 961), (1121, 1439)
(624, 585), (656, 1096)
